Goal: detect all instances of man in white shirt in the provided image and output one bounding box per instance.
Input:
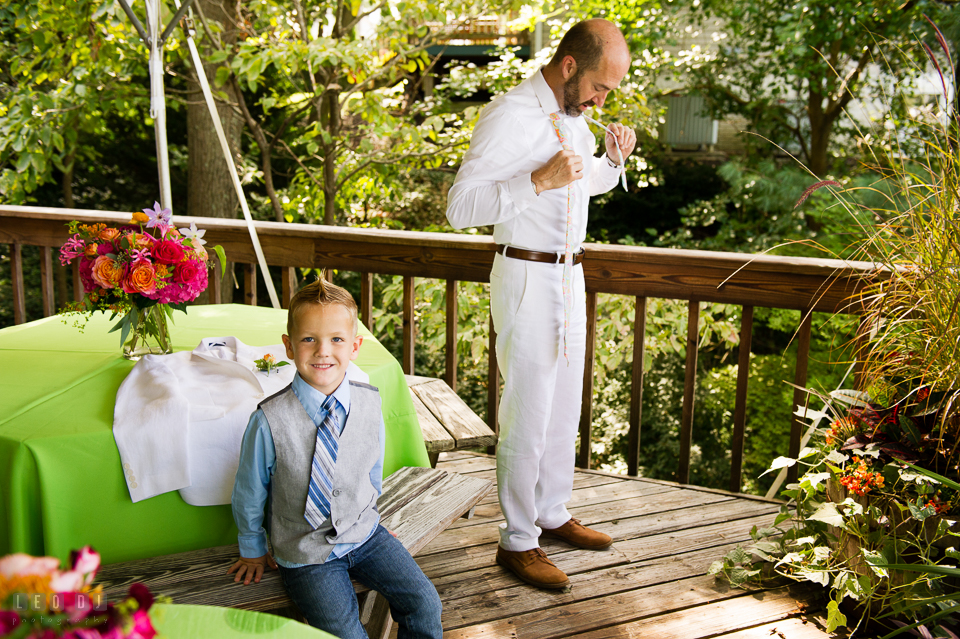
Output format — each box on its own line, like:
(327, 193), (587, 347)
(446, 19), (637, 589)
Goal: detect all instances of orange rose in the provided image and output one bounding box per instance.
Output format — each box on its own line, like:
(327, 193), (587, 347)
(99, 227), (120, 243)
(91, 256), (123, 289)
(84, 244), (98, 257)
(123, 262), (157, 295)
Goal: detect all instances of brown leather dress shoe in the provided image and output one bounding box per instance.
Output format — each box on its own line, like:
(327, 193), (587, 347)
(496, 547), (570, 589)
(540, 518), (613, 550)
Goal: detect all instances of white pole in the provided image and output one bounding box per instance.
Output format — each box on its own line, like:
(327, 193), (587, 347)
(146, 0), (173, 210)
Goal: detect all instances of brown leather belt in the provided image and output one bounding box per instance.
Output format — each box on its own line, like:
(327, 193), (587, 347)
(496, 244), (585, 265)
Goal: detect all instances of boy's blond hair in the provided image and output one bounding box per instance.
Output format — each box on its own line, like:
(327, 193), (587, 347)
(287, 277), (359, 336)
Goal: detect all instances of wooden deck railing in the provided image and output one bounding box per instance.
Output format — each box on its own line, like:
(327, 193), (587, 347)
(0, 205), (877, 491)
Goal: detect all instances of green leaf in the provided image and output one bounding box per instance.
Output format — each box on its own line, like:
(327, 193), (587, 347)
(826, 600), (847, 633)
(215, 66), (231, 88)
(212, 244), (227, 274)
(808, 502), (845, 528)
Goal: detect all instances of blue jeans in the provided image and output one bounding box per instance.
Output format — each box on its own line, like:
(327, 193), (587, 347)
(278, 525), (443, 639)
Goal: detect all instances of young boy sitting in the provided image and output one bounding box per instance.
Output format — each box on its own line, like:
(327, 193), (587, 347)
(229, 278), (443, 639)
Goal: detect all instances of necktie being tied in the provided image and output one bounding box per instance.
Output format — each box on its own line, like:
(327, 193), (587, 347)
(548, 112), (575, 365)
(304, 394), (340, 529)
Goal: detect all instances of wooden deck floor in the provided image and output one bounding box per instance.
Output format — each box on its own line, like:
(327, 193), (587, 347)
(405, 451), (833, 639)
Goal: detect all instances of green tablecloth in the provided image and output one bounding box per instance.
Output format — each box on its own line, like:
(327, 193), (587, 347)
(0, 304), (428, 564)
(152, 603), (335, 638)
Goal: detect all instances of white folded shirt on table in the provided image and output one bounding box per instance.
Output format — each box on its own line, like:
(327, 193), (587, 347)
(112, 336), (368, 506)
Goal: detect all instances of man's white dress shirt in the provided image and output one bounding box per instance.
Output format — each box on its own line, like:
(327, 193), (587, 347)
(113, 336), (367, 505)
(446, 69), (622, 251)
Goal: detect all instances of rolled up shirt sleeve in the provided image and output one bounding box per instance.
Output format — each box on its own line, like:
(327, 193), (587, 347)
(446, 109), (537, 229)
(589, 153), (623, 196)
(232, 409), (275, 559)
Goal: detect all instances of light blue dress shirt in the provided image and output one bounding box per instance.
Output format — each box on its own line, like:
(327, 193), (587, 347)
(232, 372), (386, 567)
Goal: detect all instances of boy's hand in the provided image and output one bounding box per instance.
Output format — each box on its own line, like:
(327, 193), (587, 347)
(228, 553), (278, 585)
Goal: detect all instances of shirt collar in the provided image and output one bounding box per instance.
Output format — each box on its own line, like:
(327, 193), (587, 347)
(291, 372), (352, 424)
(531, 68), (562, 118)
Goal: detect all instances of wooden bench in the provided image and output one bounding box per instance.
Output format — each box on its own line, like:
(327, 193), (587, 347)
(406, 375), (497, 466)
(95, 466), (491, 639)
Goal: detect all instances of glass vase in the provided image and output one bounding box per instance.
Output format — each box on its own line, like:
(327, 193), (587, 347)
(123, 305), (173, 360)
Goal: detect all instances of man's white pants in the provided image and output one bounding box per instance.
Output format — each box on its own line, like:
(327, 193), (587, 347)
(490, 252), (586, 552)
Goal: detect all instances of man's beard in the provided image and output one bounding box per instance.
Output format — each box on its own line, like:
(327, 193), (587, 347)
(561, 68), (592, 117)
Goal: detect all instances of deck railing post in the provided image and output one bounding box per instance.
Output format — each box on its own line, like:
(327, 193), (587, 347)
(243, 263), (257, 306)
(445, 279), (458, 392)
(577, 291), (598, 470)
(281, 267), (297, 308)
(627, 296), (647, 476)
(678, 300), (700, 484)
(787, 309), (813, 485)
(729, 305), (754, 493)
(40, 246), (55, 317)
(402, 276), (415, 374)
(360, 273), (373, 329)
(11, 243), (26, 325)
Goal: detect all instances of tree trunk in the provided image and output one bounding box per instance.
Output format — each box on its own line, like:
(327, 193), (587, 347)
(187, 0), (243, 303)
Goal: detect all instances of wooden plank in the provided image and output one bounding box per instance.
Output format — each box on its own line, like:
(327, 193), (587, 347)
(11, 242), (25, 324)
(439, 543), (754, 630)
(40, 246), (55, 317)
(417, 499), (780, 582)
(446, 279), (458, 392)
(627, 296), (646, 476)
(711, 617), (832, 639)
(411, 379), (495, 449)
(441, 575), (747, 639)
(410, 387), (455, 454)
(730, 305), (754, 493)
(487, 315), (499, 455)
(406, 374), (437, 387)
(379, 471), (492, 557)
(678, 300), (700, 484)
(417, 488), (737, 556)
(447, 479), (676, 531)
(437, 454), (498, 475)
(402, 275), (414, 374)
(578, 290), (598, 469)
(429, 512), (782, 613)
(574, 585), (813, 639)
(788, 309), (813, 484)
(473, 472), (625, 506)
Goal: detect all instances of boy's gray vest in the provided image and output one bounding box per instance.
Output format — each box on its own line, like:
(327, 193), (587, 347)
(260, 381), (382, 564)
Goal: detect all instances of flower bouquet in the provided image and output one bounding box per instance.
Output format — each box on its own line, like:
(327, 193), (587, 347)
(59, 202), (225, 360)
(0, 546), (161, 638)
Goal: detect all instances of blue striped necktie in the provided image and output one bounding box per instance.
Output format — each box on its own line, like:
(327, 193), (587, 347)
(305, 394), (340, 529)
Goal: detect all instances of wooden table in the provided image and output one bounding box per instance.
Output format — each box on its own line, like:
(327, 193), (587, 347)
(405, 376), (497, 466)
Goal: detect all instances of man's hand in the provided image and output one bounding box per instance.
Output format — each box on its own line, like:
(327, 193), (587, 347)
(531, 150), (583, 194)
(228, 553), (278, 585)
(604, 123), (637, 166)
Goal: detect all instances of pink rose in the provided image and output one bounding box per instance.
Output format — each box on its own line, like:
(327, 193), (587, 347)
(78, 257), (97, 294)
(152, 240), (185, 265)
(127, 610), (157, 639)
(71, 546), (100, 583)
(0, 611), (21, 634)
(173, 259), (201, 285)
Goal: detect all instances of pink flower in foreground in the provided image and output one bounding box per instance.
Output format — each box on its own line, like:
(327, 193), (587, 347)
(127, 610), (157, 639)
(0, 553), (60, 578)
(71, 547), (100, 583)
(49, 568), (84, 593)
(173, 259), (201, 286)
(0, 611), (21, 633)
(78, 257), (97, 294)
(152, 240), (185, 266)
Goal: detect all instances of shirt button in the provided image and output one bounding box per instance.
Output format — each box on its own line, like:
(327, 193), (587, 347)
(333, 489), (341, 497)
